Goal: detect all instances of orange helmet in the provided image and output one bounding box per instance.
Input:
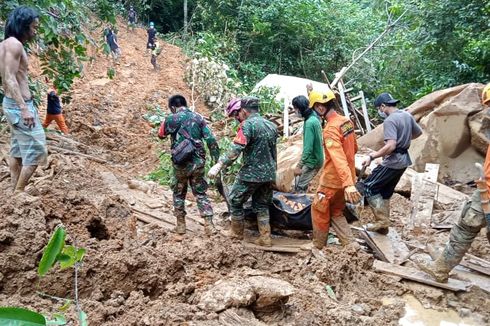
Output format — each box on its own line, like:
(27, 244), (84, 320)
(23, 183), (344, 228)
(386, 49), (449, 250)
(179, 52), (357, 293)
(482, 83), (490, 105)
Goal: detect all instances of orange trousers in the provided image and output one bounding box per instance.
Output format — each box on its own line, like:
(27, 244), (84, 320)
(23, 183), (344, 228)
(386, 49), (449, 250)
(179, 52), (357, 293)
(43, 114), (68, 134)
(311, 187), (345, 232)
(311, 186), (353, 244)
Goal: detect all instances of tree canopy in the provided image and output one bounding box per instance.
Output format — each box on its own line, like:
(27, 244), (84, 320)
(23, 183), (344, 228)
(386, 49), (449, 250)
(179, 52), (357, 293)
(131, 0), (489, 105)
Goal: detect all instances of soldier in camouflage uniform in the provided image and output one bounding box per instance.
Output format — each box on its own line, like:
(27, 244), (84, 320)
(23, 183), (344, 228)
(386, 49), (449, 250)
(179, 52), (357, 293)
(208, 97), (278, 247)
(158, 94), (220, 236)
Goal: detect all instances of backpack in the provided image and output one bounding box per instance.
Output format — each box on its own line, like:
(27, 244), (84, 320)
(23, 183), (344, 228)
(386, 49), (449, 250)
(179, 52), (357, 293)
(171, 118), (200, 165)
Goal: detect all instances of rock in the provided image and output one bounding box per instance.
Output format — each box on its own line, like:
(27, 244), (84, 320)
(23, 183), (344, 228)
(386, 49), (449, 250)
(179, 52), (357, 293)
(459, 308), (471, 318)
(351, 304), (365, 315)
(219, 308), (266, 326)
(198, 276), (295, 313)
(247, 276), (295, 311)
(128, 179), (151, 193)
(197, 279), (256, 312)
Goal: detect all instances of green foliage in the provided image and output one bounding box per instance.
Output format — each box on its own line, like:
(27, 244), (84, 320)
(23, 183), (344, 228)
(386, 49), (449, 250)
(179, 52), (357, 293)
(107, 67), (116, 79)
(158, 0), (489, 107)
(249, 86), (281, 115)
(46, 314), (66, 325)
(38, 225), (85, 276)
(143, 104), (168, 127)
(78, 311), (88, 326)
(57, 245), (86, 270)
(38, 226), (66, 277)
(144, 151), (173, 186)
(0, 307), (46, 326)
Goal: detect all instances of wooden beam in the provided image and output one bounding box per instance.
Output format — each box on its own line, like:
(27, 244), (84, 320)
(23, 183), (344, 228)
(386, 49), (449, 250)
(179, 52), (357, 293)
(373, 260), (471, 292)
(283, 97), (289, 138)
(243, 242), (300, 253)
(409, 164), (440, 231)
(359, 91), (373, 132)
(365, 229), (410, 265)
(337, 82), (351, 117)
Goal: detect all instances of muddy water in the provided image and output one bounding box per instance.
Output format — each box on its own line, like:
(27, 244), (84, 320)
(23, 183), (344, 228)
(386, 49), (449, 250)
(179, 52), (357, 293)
(383, 295), (480, 326)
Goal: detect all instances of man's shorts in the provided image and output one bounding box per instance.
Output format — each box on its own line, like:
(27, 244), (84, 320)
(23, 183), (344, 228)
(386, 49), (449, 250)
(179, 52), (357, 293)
(2, 97), (47, 166)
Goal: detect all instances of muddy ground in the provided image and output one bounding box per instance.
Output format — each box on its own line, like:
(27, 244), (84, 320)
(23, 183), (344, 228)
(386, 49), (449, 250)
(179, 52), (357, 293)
(0, 20), (489, 325)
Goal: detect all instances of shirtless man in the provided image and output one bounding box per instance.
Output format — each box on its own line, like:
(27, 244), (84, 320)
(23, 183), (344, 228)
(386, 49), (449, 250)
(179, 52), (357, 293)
(0, 6), (47, 193)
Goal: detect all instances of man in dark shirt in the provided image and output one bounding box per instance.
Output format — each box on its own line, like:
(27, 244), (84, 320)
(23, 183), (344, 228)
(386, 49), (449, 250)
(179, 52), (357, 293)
(42, 84), (68, 134)
(359, 93), (422, 234)
(105, 27), (121, 60)
(147, 22), (156, 53)
(128, 6), (137, 30)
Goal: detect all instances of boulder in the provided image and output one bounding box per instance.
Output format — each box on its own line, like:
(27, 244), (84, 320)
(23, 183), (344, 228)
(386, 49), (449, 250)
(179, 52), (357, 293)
(198, 276), (295, 313)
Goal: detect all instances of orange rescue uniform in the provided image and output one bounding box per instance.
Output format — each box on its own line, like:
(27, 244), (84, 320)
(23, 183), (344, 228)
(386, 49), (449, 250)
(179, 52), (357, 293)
(311, 111), (358, 234)
(43, 114), (69, 135)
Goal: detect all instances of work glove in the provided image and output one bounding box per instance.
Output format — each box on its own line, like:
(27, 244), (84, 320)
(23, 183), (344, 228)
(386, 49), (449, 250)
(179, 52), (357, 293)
(208, 162), (223, 179)
(344, 185), (361, 204)
(294, 166), (302, 176)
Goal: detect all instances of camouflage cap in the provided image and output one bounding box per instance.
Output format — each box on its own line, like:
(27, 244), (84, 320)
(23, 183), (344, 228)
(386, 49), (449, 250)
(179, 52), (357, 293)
(241, 96), (260, 111)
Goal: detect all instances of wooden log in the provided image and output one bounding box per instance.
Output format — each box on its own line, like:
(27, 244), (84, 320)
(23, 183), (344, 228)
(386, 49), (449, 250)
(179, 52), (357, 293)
(132, 207), (199, 233)
(49, 146), (110, 164)
(135, 212), (174, 229)
(373, 260), (471, 292)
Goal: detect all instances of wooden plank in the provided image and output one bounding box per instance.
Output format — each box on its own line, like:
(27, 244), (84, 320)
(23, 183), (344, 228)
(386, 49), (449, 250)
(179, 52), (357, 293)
(283, 97), (289, 138)
(135, 213), (173, 229)
(243, 241), (300, 253)
(337, 82), (351, 117)
(409, 164), (440, 231)
(352, 227), (389, 262)
(461, 255), (490, 276)
(373, 260), (471, 292)
(453, 266), (490, 294)
(132, 207), (200, 233)
(366, 229), (410, 265)
(359, 91), (373, 132)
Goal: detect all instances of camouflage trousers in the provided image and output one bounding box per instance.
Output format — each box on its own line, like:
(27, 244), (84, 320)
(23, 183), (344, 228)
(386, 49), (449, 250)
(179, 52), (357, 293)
(171, 166), (213, 218)
(229, 179), (272, 225)
(440, 190), (488, 270)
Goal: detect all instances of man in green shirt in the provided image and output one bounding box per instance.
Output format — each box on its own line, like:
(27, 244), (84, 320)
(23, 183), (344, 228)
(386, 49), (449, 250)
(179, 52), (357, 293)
(208, 97), (278, 246)
(292, 95), (324, 193)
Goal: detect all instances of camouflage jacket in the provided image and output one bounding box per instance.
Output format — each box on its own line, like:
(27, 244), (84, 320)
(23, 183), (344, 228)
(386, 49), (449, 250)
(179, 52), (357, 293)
(219, 113), (278, 182)
(158, 108), (219, 170)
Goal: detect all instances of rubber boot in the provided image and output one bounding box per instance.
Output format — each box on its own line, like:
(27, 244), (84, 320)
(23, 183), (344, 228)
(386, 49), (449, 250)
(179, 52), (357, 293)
(416, 253), (452, 283)
(254, 223), (272, 247)
(203, 216), (217, 236)
(174, 216), (186, 234)
(312, 229), (328, 249)
(230, 219), (244, 240)
(331, 215), (354, 246)
(366, 195), (390, 235)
